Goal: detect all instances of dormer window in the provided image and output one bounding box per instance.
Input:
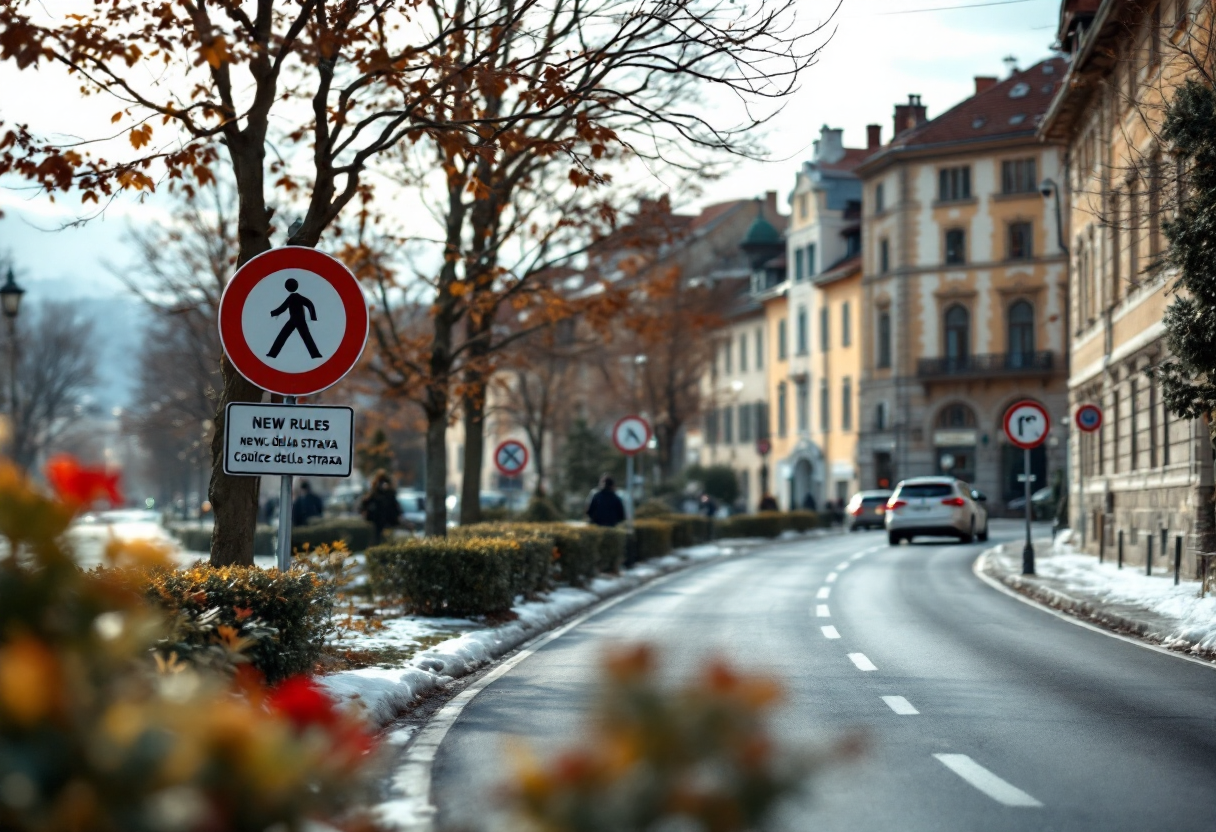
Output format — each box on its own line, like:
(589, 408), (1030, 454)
(1009, 81), (1030, 98)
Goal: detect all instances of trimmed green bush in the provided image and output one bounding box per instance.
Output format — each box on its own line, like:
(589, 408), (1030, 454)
(461, 522), (602, 587)
(365, 537), (518, 616)
(634, 498), (676, 519)
(664, 513), (715, 548)
(714, 513), (784, 539)
(141, 565), (334, 683)
(584, 525), (628, 573)
(633, 519), (674, 560)
(783, 510), (824, 532)
(450, 524), (554, 596)
(519, 496), (564, 522)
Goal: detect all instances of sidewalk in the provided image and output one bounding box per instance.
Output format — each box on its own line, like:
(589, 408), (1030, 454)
(979, 532), (1216, 662)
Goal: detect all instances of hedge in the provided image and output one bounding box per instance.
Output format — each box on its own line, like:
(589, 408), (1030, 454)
(365, 537), (519, 616)
(712, 511), (825, 539)
(140, 565), (334, 683)
(174, 518), (378, 556)
(633, 519), (674, 560)
(460, 522), (601, 588)
(450, 524), (554, 596)
(586, 525), (628, 573)
(664, 514), (715, 549)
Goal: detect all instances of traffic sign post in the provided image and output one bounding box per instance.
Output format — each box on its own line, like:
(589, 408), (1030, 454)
(218, 247), (369, 571)
(1073, 404), (1103, 549)
(612, 416), (651, 532)
(493, 439), (529, 479)
(1004, 400), (1050, 575)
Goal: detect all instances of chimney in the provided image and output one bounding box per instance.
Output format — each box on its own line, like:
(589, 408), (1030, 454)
(893, 94), (928, 138)
(974, 76), (998, 95)
(813, 125), (845, 165)
(866, 124), (882, 150)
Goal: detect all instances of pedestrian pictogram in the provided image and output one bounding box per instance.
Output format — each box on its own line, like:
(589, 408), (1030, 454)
(218, 247), (369, 397)
(494, 439), (529, 477)
(1075, 403), (1103, 433)
(612, 415), (651, 456)
(1003, 400), (1050, 450)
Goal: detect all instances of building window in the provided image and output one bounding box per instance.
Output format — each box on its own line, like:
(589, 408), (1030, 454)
(842, 377), (853, 431)
(723, 406), (734, 444)
(875, 401), (888, 431)
(755, 327), (764, 370)
(1128, 179), (1141, 285)
(796, 306), (808, 355)
(939, 166), (971, 202)
(805, 244), (816, 278)
(794, 248), (804, 282)
(1149, 373), (1158, 468)
(1007, 300), (1035, 365)
(841, 302), (851, 347)
(880, 238), (890, 274)
(1162, 389), (1171, 466)
(937, 403), (977, 428)
(739, 333), (748, 373)
(845, 231), (860, 258)
(1150, 1), (1162, 68)
(819, 306), (829, 351)
(944, 304), (970, 365)
(796, 379), (809, 433)
(778, 319), (788, 360)
(875, 182), (885, 213)
(705, 410), (718, 446)
(1008, 221), (1033, 260)
(1001, 158), (1038, 194)
(777, 382), (788, 438)
(1130, 379), (1139, 470)
(756, 401), (769, 440)
(819, 378), (830, 432)
(739, 402), (753, 443)
(877, 311), (892, 368)
(945, 228), (966, 265)
(723, 340), (732, 374)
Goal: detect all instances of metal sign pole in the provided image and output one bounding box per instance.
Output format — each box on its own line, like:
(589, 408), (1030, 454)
(625, 454), (635, 533)
(276, 395), (297, 571)
(1022, 445), (1035, 575)
(1078, 431), (1086, 548)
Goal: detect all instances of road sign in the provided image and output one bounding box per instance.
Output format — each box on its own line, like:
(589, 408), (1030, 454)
(494, 439), (529, 477)
(218, 247), (369, 397)
(223, 402), (354, 477)
(1003, 400), (1050, 450)
(1075, 403), (1103, 433)
(756, 438), (772, 456)
(612, 415), (651, 456)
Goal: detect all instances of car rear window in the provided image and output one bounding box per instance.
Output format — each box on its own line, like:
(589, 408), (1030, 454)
(897, 484), (953, 498)
(861, 497), (888, 506)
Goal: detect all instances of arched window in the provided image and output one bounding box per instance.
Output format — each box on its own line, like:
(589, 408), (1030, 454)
(876, 311), (892, 368)
(936, 403), (978, 428)
(944, 304), (970, 368)
(1007, 300), (1035, 367)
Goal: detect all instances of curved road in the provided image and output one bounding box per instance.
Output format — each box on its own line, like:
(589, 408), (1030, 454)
(427, 521), (1216, 831)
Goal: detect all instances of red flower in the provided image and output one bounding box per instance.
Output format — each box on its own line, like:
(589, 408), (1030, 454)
(45, 455), (122, 507)
(268, 676), (374, 757)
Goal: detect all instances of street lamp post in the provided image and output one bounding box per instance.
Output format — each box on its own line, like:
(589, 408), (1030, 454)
(1, 268), (26, 458)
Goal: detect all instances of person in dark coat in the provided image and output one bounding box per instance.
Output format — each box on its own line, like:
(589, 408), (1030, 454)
(801, 491), (818, 512)
(699, 493), (718, 518)
(758, 493), (779, 512)
(291, 480), (324, 527)
(586, 475), (626, 527)
(360, 471), (402, 545)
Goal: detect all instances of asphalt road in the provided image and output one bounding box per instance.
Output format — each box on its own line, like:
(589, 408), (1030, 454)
(428, 521), (1216, 832)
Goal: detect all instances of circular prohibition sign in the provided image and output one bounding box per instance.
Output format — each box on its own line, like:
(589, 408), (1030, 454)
(494, 440), (529, 477)
(1003, 399), (1051, 450)
(1075, 403), (1103, 433)
(218, 247), (369, 397)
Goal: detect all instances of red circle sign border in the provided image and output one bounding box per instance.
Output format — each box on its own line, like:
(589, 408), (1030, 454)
(1003, 399), (1051, 450)
(1074, 404), (1103, 433)
(612, 415), (652, 456)
(218, 247), (369, 397)
(494, 439), (529, 477)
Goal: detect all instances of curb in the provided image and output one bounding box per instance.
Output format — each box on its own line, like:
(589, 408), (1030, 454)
(976, 544), (1216, 664)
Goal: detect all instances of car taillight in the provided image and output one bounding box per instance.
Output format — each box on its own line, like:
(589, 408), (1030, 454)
(887, 499), (906, 511)
(942, 496), (966, 507)
(875, 507), (885, 515)
(850, 506), (863, 516)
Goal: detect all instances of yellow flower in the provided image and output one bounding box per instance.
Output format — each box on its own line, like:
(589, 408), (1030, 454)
(0, 635), (62, 725)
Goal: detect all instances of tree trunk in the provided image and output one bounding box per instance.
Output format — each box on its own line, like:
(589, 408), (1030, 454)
(424, 400), (449, 536)
(207, 358), (265, 565)
(1195, 414), (1216, 564)
(532, 434), (547, 497)
(459, 383), (485, 525)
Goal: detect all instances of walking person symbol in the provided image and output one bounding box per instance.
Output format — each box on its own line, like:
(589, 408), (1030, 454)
(267, 278), (322, 359)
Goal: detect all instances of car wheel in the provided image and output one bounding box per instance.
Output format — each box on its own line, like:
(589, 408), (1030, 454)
(888, 531), (901, 546)
(959, 518), (975, 544)
(977, 520), (989, 542)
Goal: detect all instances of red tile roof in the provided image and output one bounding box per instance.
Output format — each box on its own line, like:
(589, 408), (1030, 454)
(812, 253), (861, 287)
(889, 57), (1066, 150)
(818, 147), (874, 172)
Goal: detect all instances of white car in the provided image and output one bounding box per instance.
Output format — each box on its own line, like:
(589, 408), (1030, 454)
(885, 476), (989, 545)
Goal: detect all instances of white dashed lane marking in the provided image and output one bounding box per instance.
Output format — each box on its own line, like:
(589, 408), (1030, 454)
(817, 587), (831, 599)
(815, 604), (830, 618)
(821, 626), (840, 639)
(836, 561), (850, 570)
(848, 653), (877, 671)
(934, 754), (1043, 807)
(825, 572), (838, 583)
(882, 695), (919, 715)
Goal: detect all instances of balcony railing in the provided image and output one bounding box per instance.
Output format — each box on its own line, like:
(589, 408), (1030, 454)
(917, 351), (1054, 379)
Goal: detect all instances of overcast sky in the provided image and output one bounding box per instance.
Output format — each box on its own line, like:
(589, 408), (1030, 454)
(0, 0), (1062, 301)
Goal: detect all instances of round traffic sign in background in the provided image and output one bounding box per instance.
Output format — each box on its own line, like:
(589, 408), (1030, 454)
(1075, 403), (1103, 433)
(756, 438), (772, 456)
(494, 439), (529, 477)
(218, 247), (369, 397)
(1003, 400), (1050, 450)
(612, 415), (651, 456)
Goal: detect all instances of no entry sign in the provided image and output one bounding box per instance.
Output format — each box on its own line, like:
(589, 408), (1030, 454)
(1003, 400), (1050, 450)
(612, 415), (651, 456)
(494, 439), (529, 477)
(223, 402), (354, 477)
(1075, 403), (1103, 433)
(218, 247), (369, 397)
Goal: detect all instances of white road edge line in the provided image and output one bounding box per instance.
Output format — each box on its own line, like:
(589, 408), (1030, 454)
(972, 552), (1216, 673)
(836, 561), (850, 570)
(881, 695), (919, 715)
(815, 604), (830, 618)
(817, 587), (831, 599)
(933, 753), (1043, 808)
(848, 652), (877, 671)
(821, 625), (840, 639)
(380, 569), (686, 832)
(825, 572), (838, 583)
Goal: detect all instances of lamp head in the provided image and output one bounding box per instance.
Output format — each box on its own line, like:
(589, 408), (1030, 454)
(1039, 178), (1056, 199)
(0, 268), (25, 319)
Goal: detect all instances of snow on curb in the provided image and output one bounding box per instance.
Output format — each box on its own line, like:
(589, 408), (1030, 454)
(979, 537), (1216, 660)
(318, 539), (807, 728)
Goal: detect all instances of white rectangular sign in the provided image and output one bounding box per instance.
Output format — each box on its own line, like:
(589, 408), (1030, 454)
(223, 402), (354, 477)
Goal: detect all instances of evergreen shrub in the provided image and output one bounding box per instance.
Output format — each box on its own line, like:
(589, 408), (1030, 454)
(365, 537), (518, 616)
(633, 519), (674, 560)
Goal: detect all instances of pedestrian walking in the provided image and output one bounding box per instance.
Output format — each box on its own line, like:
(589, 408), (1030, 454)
(759, 493), (779, 512)
(699, 493), (718, 518)
(801, 491), (818, 512)
(360, 471), (402, 545)
(291, 480), (324, 527)
(586, 475), (626, 528)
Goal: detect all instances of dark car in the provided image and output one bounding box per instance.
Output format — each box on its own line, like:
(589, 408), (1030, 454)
(845, 490), (893, 531)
